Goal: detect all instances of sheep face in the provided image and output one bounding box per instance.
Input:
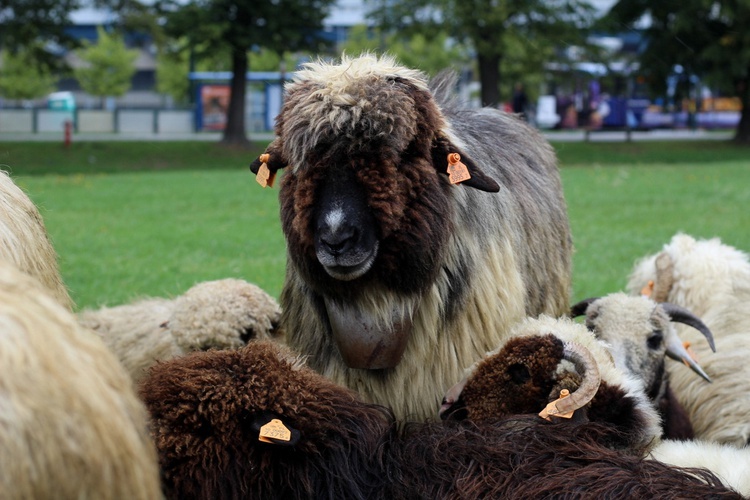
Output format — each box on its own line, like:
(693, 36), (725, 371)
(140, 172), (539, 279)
(581, 295), (673, 401)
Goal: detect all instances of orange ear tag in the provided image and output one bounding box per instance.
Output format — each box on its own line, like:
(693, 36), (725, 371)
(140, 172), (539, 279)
(447, 153), (471, 185)
(538, 389), (575, 421)
(256, 153), (276, 188)
(258, 418), (292, 443)
(640, 280), (655, 298)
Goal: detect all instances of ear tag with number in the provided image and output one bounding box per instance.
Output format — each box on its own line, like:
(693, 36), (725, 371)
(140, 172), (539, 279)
(258, 418), (292, 443)
(447, 153), (471, 185)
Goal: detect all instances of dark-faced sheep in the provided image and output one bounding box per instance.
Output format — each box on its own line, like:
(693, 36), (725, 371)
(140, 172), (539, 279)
(627, 233), (750, 447)
(141, 321), (742, 499)
(0, 169), (73, 309)
(0, 259), (162, 499)
(78, 278), (282, 384)
(249, 53), (572, 421)
(570, 293), (716, 440)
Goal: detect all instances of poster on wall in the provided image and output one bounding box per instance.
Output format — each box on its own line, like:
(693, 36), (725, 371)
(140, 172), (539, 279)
(200, 85), (231, 131)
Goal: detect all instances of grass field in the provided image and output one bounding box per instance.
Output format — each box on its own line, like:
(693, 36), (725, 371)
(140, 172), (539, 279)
(1, 139), (748, 310)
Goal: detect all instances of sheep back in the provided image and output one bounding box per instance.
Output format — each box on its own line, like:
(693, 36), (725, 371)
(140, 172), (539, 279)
(140, 340), (394, 500)
(0, 259), (162, 499)
(0, 170), (73, 309)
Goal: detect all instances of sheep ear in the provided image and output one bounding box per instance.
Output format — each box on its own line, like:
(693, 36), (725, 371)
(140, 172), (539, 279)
(432, 135), (500, 193)
(249, 139), (287, 188)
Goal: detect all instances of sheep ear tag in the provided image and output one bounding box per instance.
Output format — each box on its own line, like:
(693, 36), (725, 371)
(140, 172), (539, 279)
(258, 419), (300, 446)
(256, 154), (277, 188)
(539, 389), (575, 421)
(447, 153), (471, 185)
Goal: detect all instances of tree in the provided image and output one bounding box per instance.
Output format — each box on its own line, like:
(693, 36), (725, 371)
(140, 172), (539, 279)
(0, 45), (57, 100)
(341, 24), (471, 76)
(603, 1), (750, 144)
(369, 0), (595, 107)
(73, 26), (139, 108)
(156, 0), (336, 146)
(0, 0), (81, 77)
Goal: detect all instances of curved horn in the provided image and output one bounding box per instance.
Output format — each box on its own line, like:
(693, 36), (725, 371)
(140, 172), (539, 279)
(664, 332), (712, 383)
(661, 303), (716, 353)
(652, 252), (674, 302)
(570, 297), (599, 318)
(544, 342), (601, 417)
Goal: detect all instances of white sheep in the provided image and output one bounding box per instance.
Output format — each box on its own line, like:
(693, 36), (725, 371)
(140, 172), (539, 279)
(649, 439), (750, 496)
(0, 259), (162, 499)
(570, 293), (715, 440)
(627, 233), (750, 447)
(78, 278), (283, 384)
(0, 169), (73, 309)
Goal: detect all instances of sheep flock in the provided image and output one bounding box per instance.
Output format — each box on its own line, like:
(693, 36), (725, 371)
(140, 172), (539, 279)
(3, 53), (750, 498)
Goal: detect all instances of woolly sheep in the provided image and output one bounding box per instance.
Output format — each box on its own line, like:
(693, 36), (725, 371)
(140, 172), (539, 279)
(0, 169), (73, 309)
(627, 233), (750, 447)
(439, 315), (663, 452)
(249, 53), (572, 421)
(79, 278), (282, 384)
(570, 293), (716, 440)
(0, 259), (162, 499)
(140, 322), (741, 499)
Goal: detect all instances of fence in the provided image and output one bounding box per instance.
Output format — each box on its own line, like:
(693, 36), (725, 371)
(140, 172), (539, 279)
(0, 108), (195, 135)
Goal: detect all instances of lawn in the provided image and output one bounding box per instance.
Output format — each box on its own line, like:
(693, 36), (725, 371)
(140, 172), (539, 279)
(2, 139), (748, 310)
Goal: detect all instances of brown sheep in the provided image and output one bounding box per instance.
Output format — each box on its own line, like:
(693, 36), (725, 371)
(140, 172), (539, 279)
(0, 259), (162, 499)
(249, 53), (572, 421)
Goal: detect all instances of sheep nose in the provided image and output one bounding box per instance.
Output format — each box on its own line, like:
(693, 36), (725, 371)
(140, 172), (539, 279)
(319, 226), (357, 256)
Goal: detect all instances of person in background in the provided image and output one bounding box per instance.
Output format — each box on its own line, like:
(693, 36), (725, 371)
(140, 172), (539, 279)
(511, 82), (529, 121)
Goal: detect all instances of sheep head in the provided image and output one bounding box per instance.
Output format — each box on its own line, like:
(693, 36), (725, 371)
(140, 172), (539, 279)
(249, 54), (500, 370)
(570, 293), (715, 390)
(439, 316), (662, 451)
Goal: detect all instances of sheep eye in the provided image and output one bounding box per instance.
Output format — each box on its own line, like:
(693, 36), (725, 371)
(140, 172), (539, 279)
(647, 330), (663, 350)
(508, 363), (531, 384)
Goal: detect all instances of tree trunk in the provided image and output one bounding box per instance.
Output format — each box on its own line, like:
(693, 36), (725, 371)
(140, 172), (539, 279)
(477, 53), (502, 108)
(222, 45), (250, 146)
(733, 76), (750, 144)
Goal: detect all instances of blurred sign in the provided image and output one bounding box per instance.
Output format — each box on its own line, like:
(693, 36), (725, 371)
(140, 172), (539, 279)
(200, 85), (230, 131)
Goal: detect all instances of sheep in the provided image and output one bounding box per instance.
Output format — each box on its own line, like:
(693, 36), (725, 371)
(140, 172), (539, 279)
(249, 53), (573, 421)
(570, 293), (716, 440)
(78, 278), (282, 384)
(0, 169), (73, 310)
(141, 320), (742, 499)
(439, 314), (663, 452)
(0, 259), (162, 499)
(626, 233), (750, 447)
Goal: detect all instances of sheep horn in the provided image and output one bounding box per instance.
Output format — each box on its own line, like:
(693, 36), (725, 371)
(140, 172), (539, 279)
(661, 303), (716, 352)
(652, 252), (674, 302)
(660, 303), (714, 383)
(569, 297), (599, 318)
(542, 342), (601, 418)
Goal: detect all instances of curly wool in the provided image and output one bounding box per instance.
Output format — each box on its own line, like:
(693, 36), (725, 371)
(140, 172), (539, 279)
(0, 259), (162, 500)
(79, 278), (282, 384)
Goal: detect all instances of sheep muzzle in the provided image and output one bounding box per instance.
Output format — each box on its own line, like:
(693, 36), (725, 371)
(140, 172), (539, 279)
(324, 297), (413, 369)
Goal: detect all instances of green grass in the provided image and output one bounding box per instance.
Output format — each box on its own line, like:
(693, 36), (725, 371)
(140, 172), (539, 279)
(3, 139), (749, 310)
